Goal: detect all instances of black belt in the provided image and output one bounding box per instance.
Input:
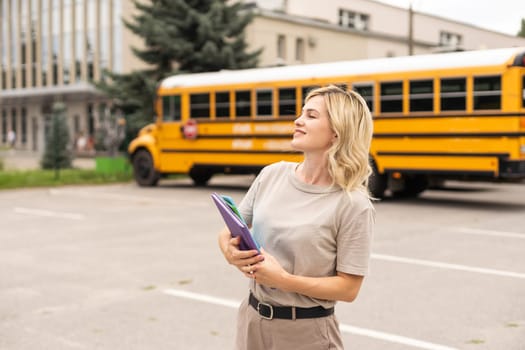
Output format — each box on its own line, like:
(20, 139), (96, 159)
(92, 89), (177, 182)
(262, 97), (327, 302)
(248, 293), (334, 320)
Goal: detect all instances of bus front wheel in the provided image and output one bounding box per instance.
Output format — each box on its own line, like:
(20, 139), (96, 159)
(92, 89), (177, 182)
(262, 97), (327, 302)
(132, 149), (160, 186)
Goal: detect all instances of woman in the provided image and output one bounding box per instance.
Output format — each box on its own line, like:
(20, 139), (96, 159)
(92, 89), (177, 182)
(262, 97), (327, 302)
(218, 85), (375, 349)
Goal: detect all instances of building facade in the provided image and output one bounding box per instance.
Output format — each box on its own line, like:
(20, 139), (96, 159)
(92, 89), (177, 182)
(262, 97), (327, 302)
(246, 0), (525, 66)
(1, 0), (525, 152)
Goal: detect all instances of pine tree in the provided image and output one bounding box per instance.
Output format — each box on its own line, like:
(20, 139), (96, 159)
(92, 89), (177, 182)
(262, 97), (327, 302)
(97, 0), (261, 133)
(41, 102), (72, 178)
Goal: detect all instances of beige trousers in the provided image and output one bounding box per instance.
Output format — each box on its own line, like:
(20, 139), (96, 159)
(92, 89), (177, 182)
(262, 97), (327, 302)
(235, 297), (344, 350)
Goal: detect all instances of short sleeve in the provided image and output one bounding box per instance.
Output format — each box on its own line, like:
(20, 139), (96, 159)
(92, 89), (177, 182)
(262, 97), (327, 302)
(336, 204), (375, 276)
(237, 168), (267, 226)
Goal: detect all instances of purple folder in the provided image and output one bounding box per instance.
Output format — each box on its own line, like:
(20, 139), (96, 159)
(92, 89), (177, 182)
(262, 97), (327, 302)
(211, 193), (261, 252)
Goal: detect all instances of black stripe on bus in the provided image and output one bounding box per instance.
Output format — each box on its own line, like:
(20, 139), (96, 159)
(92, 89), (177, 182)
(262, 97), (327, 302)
(184, 112), (525, 123)
(374, 132), (525, 138)
(160, 149), (301, 155)
(377, 151), (509, 158)
(383, 168), (495, 177)
(373, 112), (525, 120)
(197, 134), (292, 139)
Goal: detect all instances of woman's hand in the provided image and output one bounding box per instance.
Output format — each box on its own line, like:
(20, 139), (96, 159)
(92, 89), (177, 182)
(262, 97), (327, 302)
(252, 249), (290, 289)
(219, 228), (263, 277)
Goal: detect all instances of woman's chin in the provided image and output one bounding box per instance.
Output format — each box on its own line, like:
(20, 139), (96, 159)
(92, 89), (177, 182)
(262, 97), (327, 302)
(290, 140), (302, 151)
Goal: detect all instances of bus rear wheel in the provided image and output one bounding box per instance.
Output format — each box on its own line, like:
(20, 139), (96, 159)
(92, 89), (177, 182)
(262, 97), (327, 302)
(132, 149), (160, 186)
(392, 175), (428, 198)
(189, 167), (213, 186)
(368, 158), (387, 199)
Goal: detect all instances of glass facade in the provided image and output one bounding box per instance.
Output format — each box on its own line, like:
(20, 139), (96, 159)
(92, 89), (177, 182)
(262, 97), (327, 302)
(0, 0), (124, 150)
(0, 0), (122, 89)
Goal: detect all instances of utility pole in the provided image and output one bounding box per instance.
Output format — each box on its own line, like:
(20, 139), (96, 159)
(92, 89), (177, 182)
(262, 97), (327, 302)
(408, 1), (414, 55)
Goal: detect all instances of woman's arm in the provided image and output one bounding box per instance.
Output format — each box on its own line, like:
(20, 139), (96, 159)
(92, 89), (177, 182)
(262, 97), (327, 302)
(251, 249), (364, 302)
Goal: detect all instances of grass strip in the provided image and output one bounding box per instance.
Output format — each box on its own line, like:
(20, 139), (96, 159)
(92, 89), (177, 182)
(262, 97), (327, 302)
(0, 168), (133, 190)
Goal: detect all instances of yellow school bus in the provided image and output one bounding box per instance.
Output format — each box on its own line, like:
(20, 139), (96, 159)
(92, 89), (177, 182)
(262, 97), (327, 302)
(128, 47), (525, 197)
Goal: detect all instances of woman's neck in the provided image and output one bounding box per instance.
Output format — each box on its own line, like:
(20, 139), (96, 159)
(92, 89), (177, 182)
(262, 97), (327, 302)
(296, 155), (332, 186)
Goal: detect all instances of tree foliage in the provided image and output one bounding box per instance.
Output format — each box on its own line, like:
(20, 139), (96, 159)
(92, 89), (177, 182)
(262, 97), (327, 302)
(518, 18), (525, 38)
(97, 0), (261, 133)
(41, 102), (72, 178)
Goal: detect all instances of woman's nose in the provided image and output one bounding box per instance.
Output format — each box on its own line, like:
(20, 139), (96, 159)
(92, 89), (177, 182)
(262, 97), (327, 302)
(294, 114), (304, 125)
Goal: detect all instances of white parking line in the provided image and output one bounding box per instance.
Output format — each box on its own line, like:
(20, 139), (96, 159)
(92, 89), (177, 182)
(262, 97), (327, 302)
(13, 207), (85, 220)
(372, 254), (525, 279)
(163, 289), (458, 350)
(49, 188), (159, 203)
(456, 227), (525, 239)
(48, 188), (209, 207)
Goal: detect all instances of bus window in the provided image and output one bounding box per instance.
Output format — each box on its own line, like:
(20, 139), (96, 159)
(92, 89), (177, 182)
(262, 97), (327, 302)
(440, 78), (466, 111)
(215, 91), (230, 118)
(380, 81), (403, 113)
(522, 75), (525, 108)
(256, 89), (273, 117)
(235, 90), (251, 117)
(278, 87), (296, 116)
(302, 85), (320, 102)
(409, 80), (433, 112)
(162, 95), (181, 122)
(353, 84), (374, 112)
(474, 75), (501, 110)
(190, 93), (210, 118)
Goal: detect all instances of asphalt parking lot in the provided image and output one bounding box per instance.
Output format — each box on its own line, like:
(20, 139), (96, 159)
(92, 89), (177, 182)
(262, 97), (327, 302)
(0, 175), (524, 349)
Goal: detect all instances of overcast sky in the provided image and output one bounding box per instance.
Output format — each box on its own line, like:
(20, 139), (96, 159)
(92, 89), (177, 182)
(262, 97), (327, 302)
(375, 0), (524, 36)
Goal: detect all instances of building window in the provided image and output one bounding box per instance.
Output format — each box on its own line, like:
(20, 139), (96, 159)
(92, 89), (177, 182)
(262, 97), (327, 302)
(440, 78), (466, 111)
(353, 84), (374, 113)
(1, 0), (7, 89)
(11, 108), (17, 135)
(51, 0), (60, 85)
(409, 80), (433, 112)
(295, 38), (304, 62)
(473, 76), (501, 110)
(74, 114), (80, 134)
(380, 82), (403, 113)
(277, 34), (286, 60)
(256, 89), (273, 117)
(21, 107), (27, 144)
(75, 0), (83, 81)
(190, 93), (210, 118)
(439, 31), (462, 48)
(215, 92), (230, 118)
(338, 9), (369, 31)
(87, 104), (95, 135)
(1, 109), (6, 143)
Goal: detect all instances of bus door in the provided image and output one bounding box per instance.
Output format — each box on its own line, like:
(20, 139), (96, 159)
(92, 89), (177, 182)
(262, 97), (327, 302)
(157, 94), (185, 172)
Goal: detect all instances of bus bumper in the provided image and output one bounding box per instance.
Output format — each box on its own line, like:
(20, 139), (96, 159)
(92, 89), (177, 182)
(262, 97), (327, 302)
(499, 159), (525, 180)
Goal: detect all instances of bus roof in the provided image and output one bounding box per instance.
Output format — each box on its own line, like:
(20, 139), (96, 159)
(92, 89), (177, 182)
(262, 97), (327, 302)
(160, 47), (525, 89)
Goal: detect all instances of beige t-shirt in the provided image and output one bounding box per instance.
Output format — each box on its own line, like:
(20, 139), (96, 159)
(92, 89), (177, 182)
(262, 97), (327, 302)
(238, 161), (375, 308)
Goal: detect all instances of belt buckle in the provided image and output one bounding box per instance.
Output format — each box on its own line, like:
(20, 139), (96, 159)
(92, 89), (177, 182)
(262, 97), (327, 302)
(257, 301), (274, 320)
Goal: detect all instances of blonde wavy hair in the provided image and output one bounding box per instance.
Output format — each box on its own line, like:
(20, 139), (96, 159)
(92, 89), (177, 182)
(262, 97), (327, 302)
(305, 85), (373, 196)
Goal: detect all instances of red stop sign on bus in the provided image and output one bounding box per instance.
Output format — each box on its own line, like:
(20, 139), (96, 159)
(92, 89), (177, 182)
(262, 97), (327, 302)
(183, 119), (198, 139)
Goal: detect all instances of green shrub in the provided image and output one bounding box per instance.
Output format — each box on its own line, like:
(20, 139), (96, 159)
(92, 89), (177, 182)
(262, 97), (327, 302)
(0, 168), (132, 190)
